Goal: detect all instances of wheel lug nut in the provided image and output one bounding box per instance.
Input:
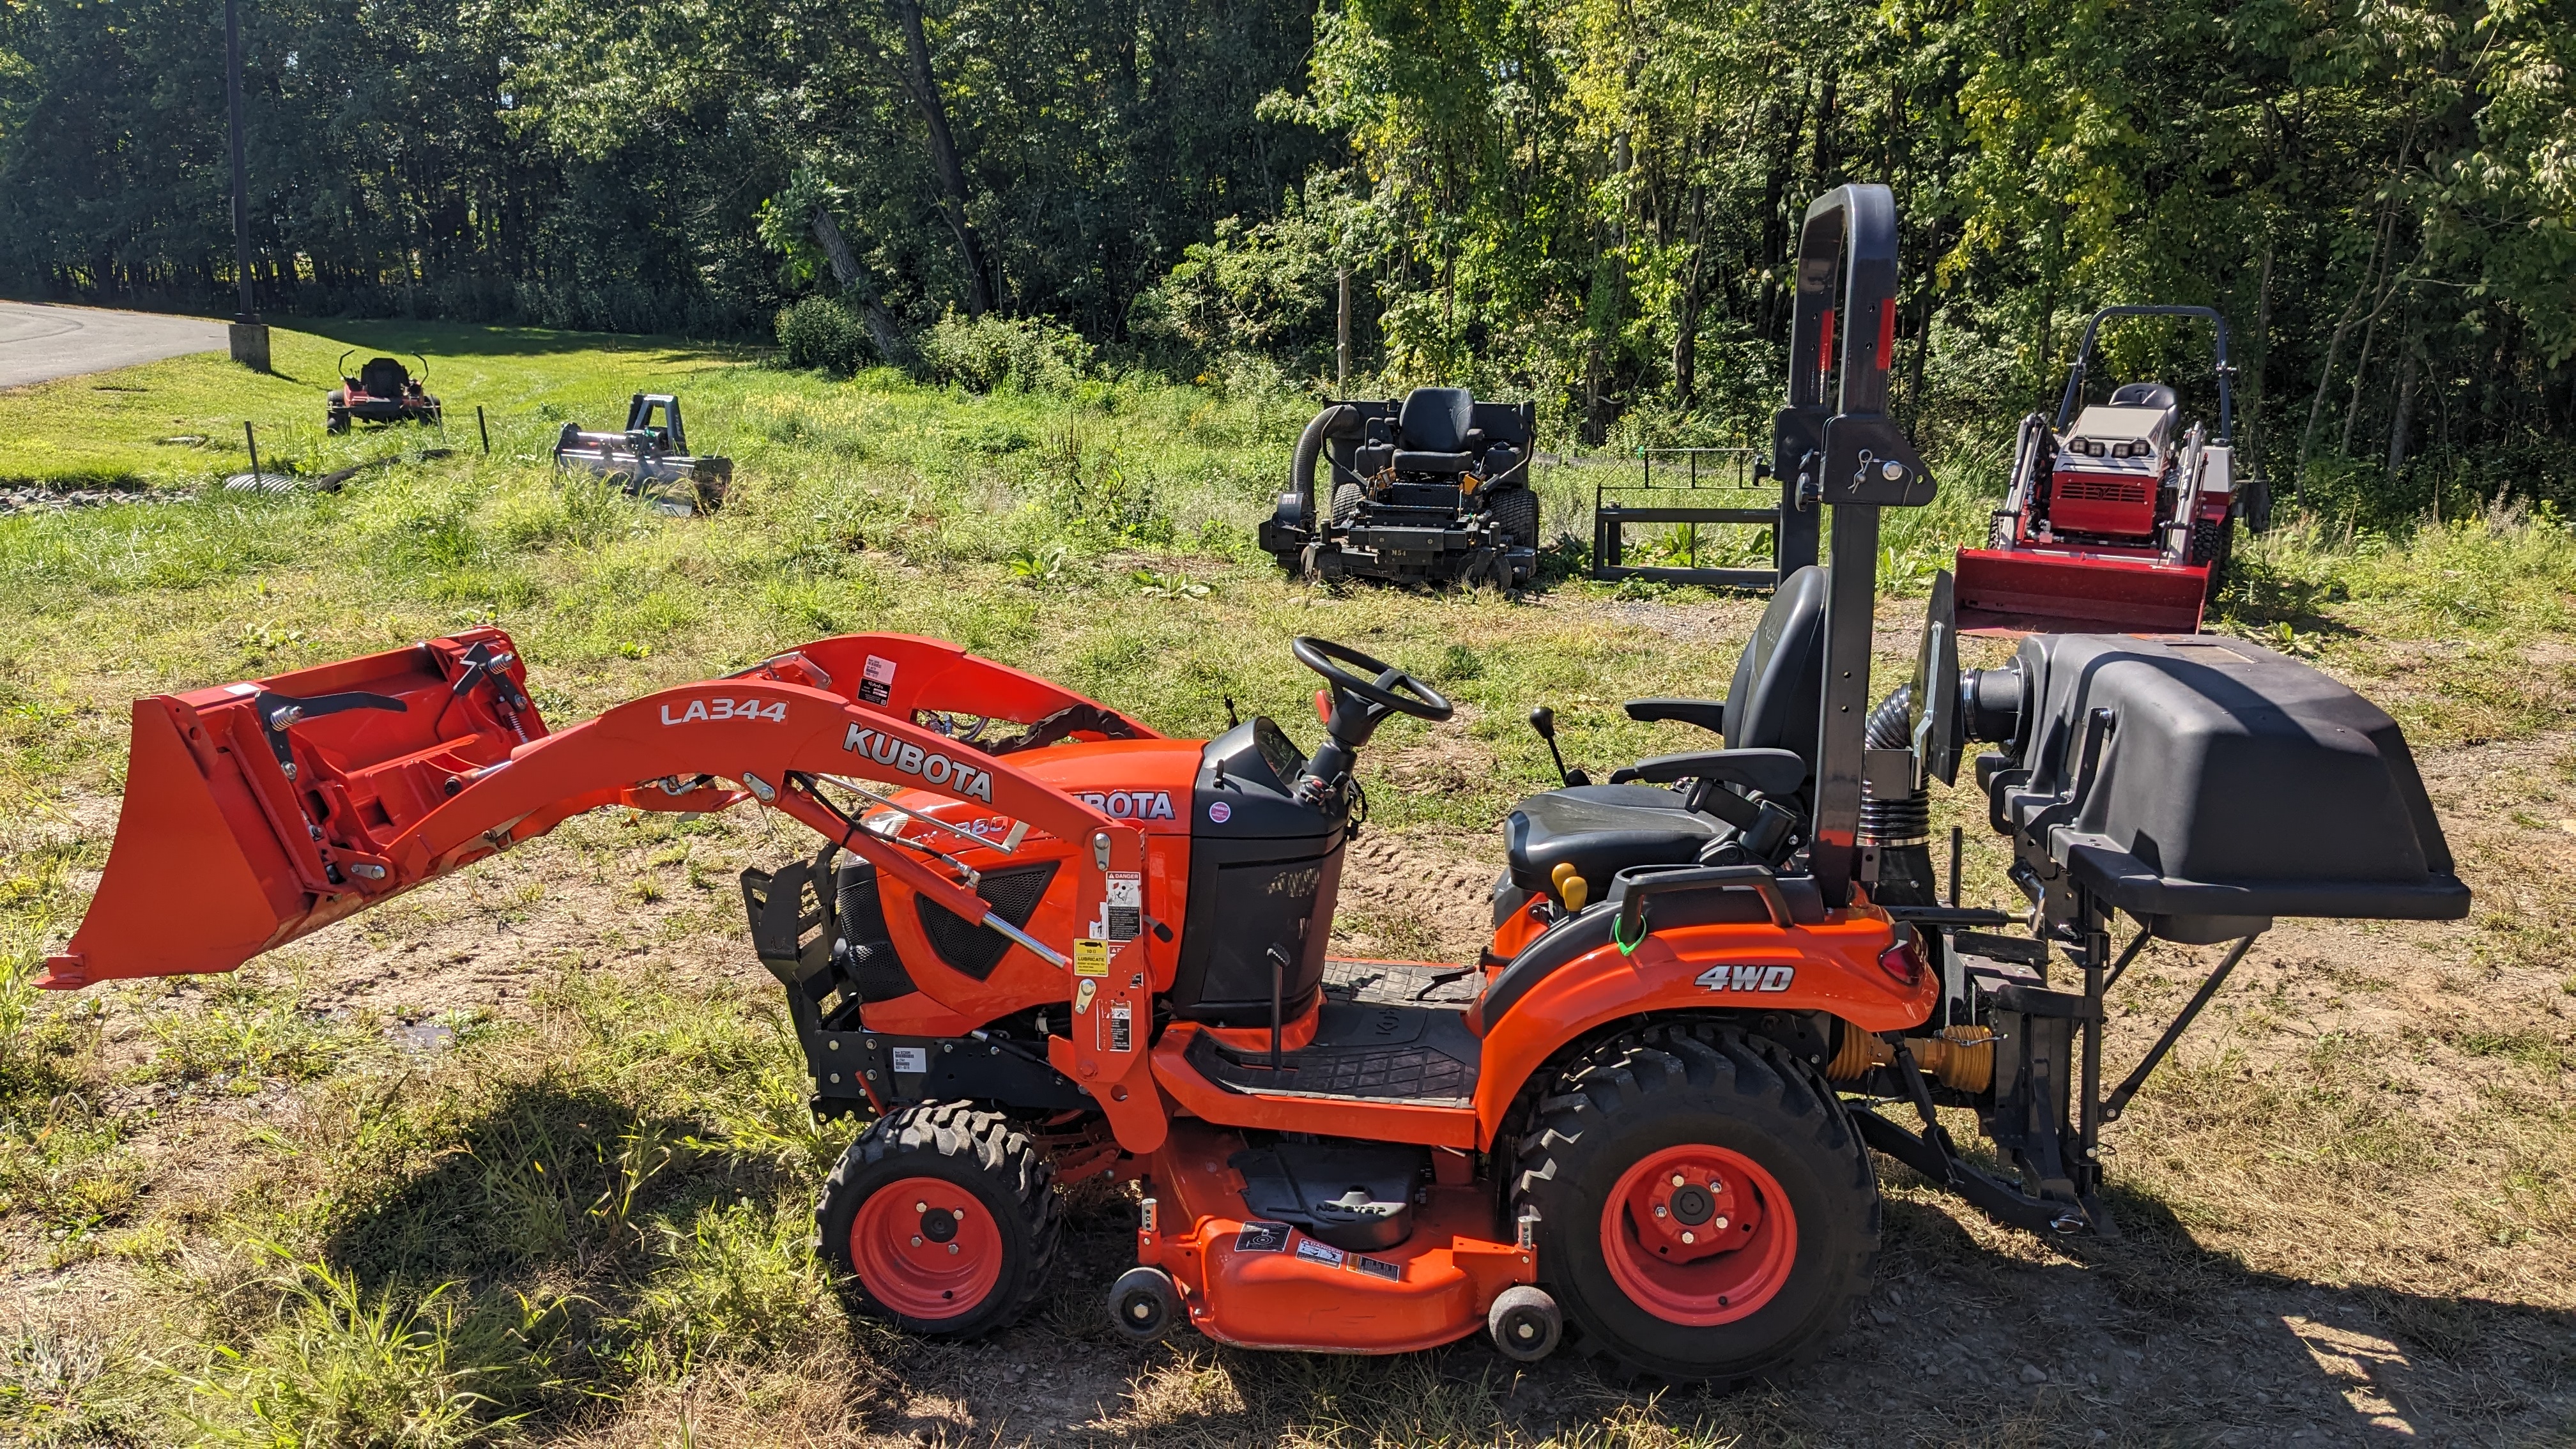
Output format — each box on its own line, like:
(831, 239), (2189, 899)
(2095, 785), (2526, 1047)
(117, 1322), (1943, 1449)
(1681, 1230), (1696, 1244)
(1653, 1204), (1668, 1218)
(915, 1201), (928, 1213)
(1715, 1216), (1729, 1230)
(948, 1243), (960, 1255)
(911, 1236), (923, 1246)
(1670, 1174), (1685, 1188)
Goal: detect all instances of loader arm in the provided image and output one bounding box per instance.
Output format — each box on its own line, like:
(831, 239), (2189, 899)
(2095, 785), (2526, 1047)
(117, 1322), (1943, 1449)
(41, 631), (1153, 999)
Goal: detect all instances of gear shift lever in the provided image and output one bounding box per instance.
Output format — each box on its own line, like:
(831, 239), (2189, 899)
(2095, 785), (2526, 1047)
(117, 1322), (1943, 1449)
(1528, 707), (1590, 787)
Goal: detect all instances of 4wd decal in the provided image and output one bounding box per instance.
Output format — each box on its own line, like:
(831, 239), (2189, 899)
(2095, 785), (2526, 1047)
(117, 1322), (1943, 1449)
(839, 725), (994, 802)
(1696, 963), (1797, 993)
(660, 697), (788, 725)
(1071, 790), (1177, 822)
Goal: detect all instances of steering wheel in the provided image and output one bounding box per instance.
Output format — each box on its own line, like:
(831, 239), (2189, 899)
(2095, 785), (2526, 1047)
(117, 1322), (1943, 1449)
(1291, 637), (1454, 722)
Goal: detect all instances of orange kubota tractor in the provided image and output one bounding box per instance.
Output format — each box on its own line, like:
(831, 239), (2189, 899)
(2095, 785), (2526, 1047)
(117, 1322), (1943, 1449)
(42, 190), (2468, 1383)
(1953, 306), (2241, 634)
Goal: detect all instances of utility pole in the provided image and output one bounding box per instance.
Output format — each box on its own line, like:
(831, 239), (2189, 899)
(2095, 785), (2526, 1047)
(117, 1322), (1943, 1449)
(225, 0), (269, 371)
(1336, 267), (1351, 397)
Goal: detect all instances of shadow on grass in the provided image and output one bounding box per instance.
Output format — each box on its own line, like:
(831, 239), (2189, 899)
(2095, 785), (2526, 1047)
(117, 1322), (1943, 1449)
(286, 318), (750, 367)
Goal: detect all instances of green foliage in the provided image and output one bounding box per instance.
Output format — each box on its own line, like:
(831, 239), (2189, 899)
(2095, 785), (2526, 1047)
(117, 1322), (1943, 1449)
(775, 296), (876, 376)
(917, 311), (1096, 394)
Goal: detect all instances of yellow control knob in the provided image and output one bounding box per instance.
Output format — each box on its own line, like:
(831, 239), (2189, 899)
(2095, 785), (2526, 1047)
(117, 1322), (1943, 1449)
(1549, 861), (1589, 913)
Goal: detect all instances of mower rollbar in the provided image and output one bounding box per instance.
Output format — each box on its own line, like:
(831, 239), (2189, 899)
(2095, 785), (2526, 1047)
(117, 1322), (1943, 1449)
(2053, 305), (2234, 445)
(1775, 183), (1937, 907)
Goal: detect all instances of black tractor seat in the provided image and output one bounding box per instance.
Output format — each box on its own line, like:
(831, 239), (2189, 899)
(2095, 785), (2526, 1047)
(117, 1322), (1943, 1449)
(1505, 786), (1712, 895)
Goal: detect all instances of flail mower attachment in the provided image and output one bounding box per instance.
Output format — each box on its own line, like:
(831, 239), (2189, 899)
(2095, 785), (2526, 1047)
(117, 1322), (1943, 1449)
(552, 393), (732, 516)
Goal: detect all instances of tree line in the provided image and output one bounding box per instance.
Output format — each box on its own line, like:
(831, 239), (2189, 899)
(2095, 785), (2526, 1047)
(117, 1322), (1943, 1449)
(2, 0), (2568, 512)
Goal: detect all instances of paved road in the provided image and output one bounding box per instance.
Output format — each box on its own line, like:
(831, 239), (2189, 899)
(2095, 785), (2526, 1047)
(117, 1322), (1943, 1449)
(0, 301), (228, 390)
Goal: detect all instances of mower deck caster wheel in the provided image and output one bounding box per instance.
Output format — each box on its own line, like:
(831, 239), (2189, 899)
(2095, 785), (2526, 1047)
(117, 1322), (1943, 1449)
(1487, 1285), (1562, 1363)
(1107, 1265), (1180, 1342)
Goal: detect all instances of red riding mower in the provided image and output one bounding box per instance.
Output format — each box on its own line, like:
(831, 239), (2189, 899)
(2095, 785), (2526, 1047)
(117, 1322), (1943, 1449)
(42, 190), (2467, 1383)
(326, 351), (443, 434)
(1954, 306), (2240, 634)
(1259, 387), (1539, 588)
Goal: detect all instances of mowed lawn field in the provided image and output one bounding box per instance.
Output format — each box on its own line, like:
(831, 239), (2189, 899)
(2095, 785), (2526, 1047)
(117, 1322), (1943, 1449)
(1, 323), (2571, 1447)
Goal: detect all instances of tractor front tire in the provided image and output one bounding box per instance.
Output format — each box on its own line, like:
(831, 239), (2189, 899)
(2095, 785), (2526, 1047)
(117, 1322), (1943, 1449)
(2191, 518), (2232, 601)
(326, 394), (351, 436)
(816, 1101), (1061, 1337)
(1513, 1022), (1878, 1384)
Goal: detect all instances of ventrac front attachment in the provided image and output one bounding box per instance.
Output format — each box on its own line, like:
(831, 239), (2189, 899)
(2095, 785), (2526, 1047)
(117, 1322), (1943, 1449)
(40, 631), (1150, 999)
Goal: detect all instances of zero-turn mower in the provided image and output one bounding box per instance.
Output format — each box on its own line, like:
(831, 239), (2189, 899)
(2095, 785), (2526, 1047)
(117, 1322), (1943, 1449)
(1953, 306), (2240, 634)
(42, 190), (2467, 1384)
(326, 351), (443, 434)
(1259, 387), (1538, 588)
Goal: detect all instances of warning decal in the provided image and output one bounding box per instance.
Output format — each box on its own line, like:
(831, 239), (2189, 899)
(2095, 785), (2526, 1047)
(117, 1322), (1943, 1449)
(858, 654), (898, 705)
(1236, 1221), (1291, 1253)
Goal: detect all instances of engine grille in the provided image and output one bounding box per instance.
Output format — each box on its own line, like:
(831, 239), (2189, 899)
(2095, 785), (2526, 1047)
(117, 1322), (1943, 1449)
(915, 861), (1058, 979)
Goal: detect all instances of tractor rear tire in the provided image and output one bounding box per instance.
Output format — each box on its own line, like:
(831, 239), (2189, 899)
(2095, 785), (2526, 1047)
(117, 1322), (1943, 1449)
(1333, 482), (1365, 526)
(1491, 487), (1540, 550)
(816, 1101), (1061, 1338)
(326, 394), (351, 436)
(1512, 1022), (1878, 1384)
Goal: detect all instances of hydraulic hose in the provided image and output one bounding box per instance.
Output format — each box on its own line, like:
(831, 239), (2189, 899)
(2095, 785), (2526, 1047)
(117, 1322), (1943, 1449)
(1858, 683), (1941, 907)
(1285, 404), (1364, 526)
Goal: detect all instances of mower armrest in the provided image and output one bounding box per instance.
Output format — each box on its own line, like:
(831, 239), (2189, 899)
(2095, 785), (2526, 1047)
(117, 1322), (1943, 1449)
(1623, 697), (1726, 735)
(1613, 747), (1804, 797)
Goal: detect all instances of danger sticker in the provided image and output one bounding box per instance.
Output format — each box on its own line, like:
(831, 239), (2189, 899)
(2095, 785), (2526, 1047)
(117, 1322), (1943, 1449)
(1294, 1237), (1346, 1268)
(1236, 1221), (1291, 1253)
(859, 654), (897, 706)
(1105, 871), (1142, 942)
(1109, 1002), (1133, 1053)
(1074, 939), (1110, 977)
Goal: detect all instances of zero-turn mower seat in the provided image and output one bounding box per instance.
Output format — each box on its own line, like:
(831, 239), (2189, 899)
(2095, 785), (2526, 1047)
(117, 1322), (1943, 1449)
(1393, 387), (1477, 473)
(1499, 566), (1831, 900)
(359, 357), (409, 397)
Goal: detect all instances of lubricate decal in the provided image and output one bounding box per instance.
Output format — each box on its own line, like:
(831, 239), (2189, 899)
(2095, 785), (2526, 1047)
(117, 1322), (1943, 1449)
(1294, 1237), (1346, 1268)
(1696, 963), (1797, 993)
(659, 697), (789, 725)
(859, 654), (897, 706)
(1071, 790), (1177, 822)
(1208, 800), (1233, 824)
(1349, 1254), (1402, 1282)
(1074, 939), (1110, 978)
(839, 725), (994, 802)
(1236, 1221), (1292, 1253)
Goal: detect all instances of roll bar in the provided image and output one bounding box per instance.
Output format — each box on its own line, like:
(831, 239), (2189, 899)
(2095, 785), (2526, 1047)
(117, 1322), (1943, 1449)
(1769, 183), (1938, 907)
(2053, 305), (2233, 445)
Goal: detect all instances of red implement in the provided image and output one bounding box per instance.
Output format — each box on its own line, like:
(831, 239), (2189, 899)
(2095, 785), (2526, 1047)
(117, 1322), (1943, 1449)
(40, 629), (1141, 991)
(1952, 547), (2209, 636)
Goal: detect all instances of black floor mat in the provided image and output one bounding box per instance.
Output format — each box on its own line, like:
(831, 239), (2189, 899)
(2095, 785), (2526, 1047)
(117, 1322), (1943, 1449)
(1321, 956), (1483, 1007)
(1184, 1002), (1480, 1106)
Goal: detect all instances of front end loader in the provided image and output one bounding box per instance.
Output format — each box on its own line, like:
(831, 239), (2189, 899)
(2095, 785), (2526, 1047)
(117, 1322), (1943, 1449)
(43, 189), (2467, 1384)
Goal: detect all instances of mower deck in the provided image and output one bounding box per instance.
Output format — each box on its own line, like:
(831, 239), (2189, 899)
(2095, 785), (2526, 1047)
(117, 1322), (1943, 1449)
(1953, 545), (2209, 634)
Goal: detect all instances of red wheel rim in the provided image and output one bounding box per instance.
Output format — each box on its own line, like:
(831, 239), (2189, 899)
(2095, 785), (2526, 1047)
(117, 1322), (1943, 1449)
(849, 1176), (1004, 1321)
(1599, 1144), (1797, 1326)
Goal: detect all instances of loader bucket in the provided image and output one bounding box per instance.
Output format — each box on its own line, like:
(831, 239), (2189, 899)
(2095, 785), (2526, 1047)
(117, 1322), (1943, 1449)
(1952, 548), (2207, 636)
(39, 629), (546, 990)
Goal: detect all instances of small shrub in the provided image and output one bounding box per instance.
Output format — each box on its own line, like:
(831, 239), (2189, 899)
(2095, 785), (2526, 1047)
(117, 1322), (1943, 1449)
(918, 310), (1093, 394)
(776, 296), (873, 376)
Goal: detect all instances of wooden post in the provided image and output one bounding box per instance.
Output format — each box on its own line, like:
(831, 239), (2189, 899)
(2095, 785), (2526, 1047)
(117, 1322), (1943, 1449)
(1336, 268), (1351, 397)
